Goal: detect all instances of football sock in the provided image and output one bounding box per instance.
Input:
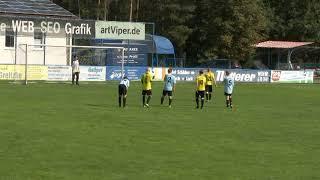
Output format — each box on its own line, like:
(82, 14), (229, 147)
(201, 99), (204, 108)
(147, 96), (151, 104)
(123, 97), (126, 107)
(206, 94), (209, 101)
(229, 97), (232, 106)
(226, 100), (229, 107)
(76, 74), (79, 85)
(161, 96), (164, 104)
(209, 94), (212, 100)
(119, 97), (122, 107)
(142, 96), (146, 106)
(196, 98), (199, 108)
(169, 98), (172, 106)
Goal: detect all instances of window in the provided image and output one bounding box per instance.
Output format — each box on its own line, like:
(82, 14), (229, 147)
(5, 28), (15, 48)
(34, 30), (45, 49)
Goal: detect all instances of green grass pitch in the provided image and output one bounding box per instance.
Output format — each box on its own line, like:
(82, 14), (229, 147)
(0, 82), (319, 179)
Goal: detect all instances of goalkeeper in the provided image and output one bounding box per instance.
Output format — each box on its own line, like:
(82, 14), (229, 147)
(72, 56), (80, 85)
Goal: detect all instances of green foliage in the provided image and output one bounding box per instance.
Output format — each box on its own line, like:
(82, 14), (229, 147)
(139, 0), (194, 56)
(264, 0), (320, 41)
(187, 0), (267, 65)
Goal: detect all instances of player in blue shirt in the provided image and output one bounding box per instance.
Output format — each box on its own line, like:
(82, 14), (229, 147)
(161, 68), (176, 108)
(224, 71), (235, 108)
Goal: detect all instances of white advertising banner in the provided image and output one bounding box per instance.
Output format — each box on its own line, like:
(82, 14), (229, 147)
(215, 70), (270, 83)
(95, 21), (145, 40)
(79, 66), (106, 81)
(271, 70), (314, 83)
(48, 66), (106, 81)
(48, 66), (72, 81)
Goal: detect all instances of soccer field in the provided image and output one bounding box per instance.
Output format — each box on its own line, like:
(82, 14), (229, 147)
(0, 82), (319, 179)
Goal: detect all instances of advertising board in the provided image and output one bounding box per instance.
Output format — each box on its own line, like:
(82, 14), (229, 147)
(271, 70), (314, 83)
(96, 21), (145, 40)
(215, 70), (270, 83)
(107, 45), (148, 66)
(106, 66), (145, 81)
(0, 65), (48, 80)
(79, 66), (106, 81)
(47, 66), (71, 81)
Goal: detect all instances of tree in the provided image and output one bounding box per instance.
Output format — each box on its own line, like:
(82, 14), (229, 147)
(264, 0), (320, 42)
(187, 0), (267, 65)
(139, 0), (194, 57)
(96, 0), (111, 20)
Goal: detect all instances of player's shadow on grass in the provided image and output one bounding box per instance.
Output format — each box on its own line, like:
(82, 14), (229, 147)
(86, 103), (201, 109)
(86, 103), (142, 109)
(86, 103), (114, 108)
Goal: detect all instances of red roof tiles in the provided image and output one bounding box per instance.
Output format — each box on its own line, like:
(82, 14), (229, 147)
(255, 41), (313, 49)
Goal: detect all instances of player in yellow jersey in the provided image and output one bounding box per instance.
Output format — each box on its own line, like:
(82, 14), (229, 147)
(195, 70), (207, 109)
(205, 68), (216, 102)
(141, 68), (153, 107)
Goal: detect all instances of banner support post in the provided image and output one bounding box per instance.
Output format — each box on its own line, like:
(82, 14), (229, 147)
(25, 44), (28, 85)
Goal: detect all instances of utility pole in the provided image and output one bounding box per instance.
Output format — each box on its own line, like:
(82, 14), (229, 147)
(136, 0), (139, 21)
(129, 0), (133, 21)
(104, 0), (108, 20)
(97, 0), (101, 20)
(77, 0), (81, 18)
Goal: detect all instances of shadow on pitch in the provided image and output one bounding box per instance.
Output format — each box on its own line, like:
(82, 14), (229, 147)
(86, 103), (114, 108)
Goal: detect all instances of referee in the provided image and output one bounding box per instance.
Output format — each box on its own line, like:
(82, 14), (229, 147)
(118, 76), (130, 108)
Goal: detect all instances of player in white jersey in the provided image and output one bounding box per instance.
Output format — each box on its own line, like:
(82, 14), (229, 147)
(118, 76), (130, 108)
(72, 56), (80, 85)
(161, 68), (176, 108)
(224, 71), (235, 108)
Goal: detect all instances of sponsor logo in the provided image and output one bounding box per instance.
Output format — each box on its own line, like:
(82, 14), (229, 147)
(96, 21), (145, 40)
(271, 71), (281, 81)
(100, 25), (141, 36)
(110, 71), (122, 79)
(6, 20), (92, 35)
(216, 70), (257, 82)
(172, 69), (196, 75)
(0, 72), (22, 79)
(88, 67), (103, 73)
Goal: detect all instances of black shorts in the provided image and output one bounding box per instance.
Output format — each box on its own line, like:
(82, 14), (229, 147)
(205, 85), (213, 93)
(142, 90), (152, 96)
(118, 84), (127, 95)
(224, 92), (232, 96)
(162, 90), (173, 96)
(196, 91), (205, 98)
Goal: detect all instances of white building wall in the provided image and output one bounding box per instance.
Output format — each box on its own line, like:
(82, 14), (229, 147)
(0, 31), (16, 64)
(45, 37), (69, 65)
(0, 32), (69, 65)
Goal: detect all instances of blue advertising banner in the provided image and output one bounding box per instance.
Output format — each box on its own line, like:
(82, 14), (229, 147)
(106, 66), (146, 80)
(170, 68), (201, 81)
(166, 68), (271, 82)
(107, 44), (148, 66)
(105, 67), (271, 82)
